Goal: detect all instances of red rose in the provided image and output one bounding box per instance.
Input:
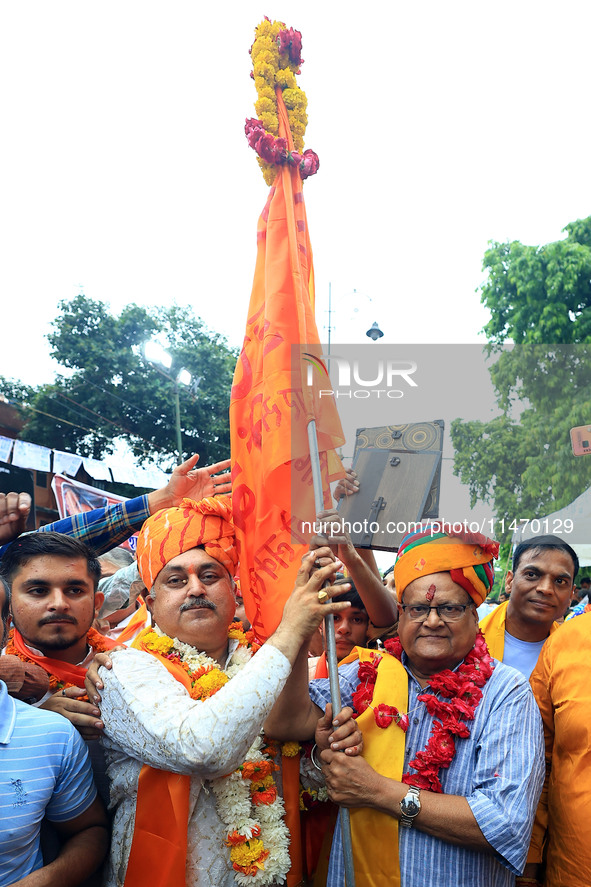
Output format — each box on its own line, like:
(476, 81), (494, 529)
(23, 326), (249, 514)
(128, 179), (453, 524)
(352, 685), (374, 714)
(277, 29), (290, 54)
(451, 697), (476, 720)
(274, 137), (288, 162)
(429, 723), (456, 764)
(288, 29), (303, 64)
(374, 703), (396, 728)
(445, 717), (471, 739)
(300, 149), (320, 179)
(277, 27), (303, 65)
(358, 661), (378, 683)
(403, 771), (442, 793)
(384, 637), (403, 659)
(427, 672), (463, 697)
(397, 713), (410, 732)
(472, 631), (489, 657)
(460, 683), (482, 706)
(418, 693), (454, 720)
(256, 133), (277, 163)
(244, 118), (264, 147)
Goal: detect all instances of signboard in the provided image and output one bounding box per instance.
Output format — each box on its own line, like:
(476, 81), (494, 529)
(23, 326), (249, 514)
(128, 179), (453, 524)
(51, 474), (137, 552)
(570, 424), (591, 457)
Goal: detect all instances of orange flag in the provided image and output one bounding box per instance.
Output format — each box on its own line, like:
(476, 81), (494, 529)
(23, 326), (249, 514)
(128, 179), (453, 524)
(230, 91), (345, 643)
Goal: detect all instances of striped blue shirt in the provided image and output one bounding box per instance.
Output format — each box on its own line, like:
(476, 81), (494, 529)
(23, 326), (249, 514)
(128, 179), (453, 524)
(309, 654), (544, 887)
(0, 681), (97, 885)
(0, 494), (150, 559)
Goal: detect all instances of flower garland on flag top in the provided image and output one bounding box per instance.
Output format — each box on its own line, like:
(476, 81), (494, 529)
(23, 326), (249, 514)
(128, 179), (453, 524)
(231, 18), (345, 644)
(245, 18), (319, 186)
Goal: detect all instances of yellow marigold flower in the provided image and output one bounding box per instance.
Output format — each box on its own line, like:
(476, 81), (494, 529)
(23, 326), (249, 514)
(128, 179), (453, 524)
(259, 159), (277, 186)
(260, 112), (279, 134)
(193, 669), (229, 698)
(253, 49), (275, 68)
(255, 97), (276, 116)
(251, 35), (275, 59)
(258, 85), (276, 102)
(275, 68), (297, 89)
(254, 61), (275, 83)
(256, 19), (281, 40)
(281, 741), (301, 757)
(151, 636), (174, 654)
(227, 624), (246, 642)
(229, 838), (266, 867)
(251, 774), (274, 791)
(282, 88), (305, 110)
(291, 120), (304, 131)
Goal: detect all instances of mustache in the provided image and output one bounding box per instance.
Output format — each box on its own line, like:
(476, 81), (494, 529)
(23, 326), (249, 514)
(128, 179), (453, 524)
(180, 597), (216, 613)
(39, 614), (77, 626)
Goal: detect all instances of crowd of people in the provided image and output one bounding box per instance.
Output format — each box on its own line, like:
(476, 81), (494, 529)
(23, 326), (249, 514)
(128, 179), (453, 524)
(0, 456), (589, 887)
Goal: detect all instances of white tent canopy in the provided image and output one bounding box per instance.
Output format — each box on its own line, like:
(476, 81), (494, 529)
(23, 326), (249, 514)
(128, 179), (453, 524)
(512, 486), (591, 567)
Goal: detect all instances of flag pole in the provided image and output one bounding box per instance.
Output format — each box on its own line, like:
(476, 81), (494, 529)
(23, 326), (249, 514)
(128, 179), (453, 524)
(307, 419), (356, 887)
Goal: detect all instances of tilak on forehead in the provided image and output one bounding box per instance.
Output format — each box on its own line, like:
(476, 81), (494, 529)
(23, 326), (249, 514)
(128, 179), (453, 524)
(136, 495), (238, 589)
(394, 523), (499, 606)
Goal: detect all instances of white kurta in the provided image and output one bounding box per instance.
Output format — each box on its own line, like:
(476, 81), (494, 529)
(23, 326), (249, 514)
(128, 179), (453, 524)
(99, 642), (292, 887)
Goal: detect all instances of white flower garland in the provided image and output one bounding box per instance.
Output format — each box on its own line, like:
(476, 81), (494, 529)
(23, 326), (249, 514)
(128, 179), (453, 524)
(152, 625), (291, 886)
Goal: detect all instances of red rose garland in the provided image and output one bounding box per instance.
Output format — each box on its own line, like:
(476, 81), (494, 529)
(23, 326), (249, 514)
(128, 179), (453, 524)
(352, 631), (495, 793)
(244, 119), (319, 179)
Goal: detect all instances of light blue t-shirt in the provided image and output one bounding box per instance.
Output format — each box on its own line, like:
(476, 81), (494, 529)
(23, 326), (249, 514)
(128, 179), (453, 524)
(0, 681), (97, 886)
(502, 631), (546, 679)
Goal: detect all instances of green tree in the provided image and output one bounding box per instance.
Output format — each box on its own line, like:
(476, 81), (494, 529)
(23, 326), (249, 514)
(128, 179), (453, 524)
(451, 218), (591, 539)
(6, 296), (237, 469)
(481, 216), (591, 344)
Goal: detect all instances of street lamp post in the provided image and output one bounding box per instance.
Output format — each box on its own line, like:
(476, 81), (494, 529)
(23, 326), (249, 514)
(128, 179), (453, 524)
(144, 341), (192, 466)
(173, 380), (183, 466)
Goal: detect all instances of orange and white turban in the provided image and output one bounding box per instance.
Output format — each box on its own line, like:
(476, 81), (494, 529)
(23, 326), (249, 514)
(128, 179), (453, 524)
(393, 523), (499, 606)
(136, 495), (238, 590)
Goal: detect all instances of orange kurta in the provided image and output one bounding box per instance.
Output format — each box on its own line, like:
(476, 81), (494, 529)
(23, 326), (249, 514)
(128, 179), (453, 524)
(527, 611), (591, 886)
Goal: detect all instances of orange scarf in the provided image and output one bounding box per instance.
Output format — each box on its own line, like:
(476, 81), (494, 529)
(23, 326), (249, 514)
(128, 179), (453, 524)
(124, 634), (193, 887)
(113, 601), (148, 645)
(6, 627), (118, 691)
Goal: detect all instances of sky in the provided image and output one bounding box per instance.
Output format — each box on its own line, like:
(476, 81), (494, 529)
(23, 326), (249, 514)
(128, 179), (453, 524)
(1, 1), (590, 545)
(2, 0), (590, 387)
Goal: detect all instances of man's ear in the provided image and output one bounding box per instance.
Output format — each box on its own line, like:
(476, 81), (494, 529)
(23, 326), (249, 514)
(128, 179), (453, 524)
(145, 592), (155, 615)
(505, 571), (514, 594)
(94, 591), (105, 618)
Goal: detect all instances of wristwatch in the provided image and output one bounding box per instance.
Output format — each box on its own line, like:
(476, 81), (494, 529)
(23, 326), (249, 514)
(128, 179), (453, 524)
(399, 786), (421, 828)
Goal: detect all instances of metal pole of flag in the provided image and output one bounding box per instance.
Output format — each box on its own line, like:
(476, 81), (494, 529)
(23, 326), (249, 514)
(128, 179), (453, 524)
(307, 419), (356, 887)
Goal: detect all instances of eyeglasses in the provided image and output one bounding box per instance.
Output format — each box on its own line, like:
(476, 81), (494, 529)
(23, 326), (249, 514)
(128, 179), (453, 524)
(399, 603), (474, 623)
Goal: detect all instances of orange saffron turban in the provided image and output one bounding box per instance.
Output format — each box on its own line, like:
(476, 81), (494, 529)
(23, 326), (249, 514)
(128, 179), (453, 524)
(136, 495), (238, 590)
(394, 524), (499, 606)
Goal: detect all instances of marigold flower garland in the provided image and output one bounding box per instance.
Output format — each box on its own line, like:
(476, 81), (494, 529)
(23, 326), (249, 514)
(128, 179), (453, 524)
(352, 631), (495, 793)
(246, 17), (319, 185)
(139, 622), (290, 886)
